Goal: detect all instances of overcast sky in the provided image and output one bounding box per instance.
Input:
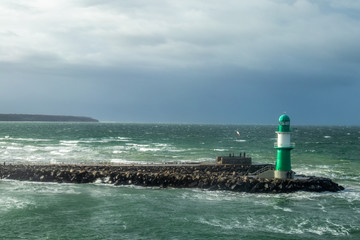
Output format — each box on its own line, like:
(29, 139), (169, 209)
(1, 0), (360, 125)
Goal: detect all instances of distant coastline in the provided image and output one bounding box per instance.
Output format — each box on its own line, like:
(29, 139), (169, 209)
(0, 114), (99, 122)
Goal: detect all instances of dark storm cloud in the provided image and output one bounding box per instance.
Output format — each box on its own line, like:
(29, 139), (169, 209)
(0, 0), (360, 124)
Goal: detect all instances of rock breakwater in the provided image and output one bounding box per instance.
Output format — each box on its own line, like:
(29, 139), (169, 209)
(0, 164), (344, 193)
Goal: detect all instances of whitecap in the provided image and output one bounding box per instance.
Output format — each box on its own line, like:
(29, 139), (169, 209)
(112, 150), (125, 154)
(198, 218), (240, 230)
(60, 140), (80, 146)
(125, 143), (149, 148)
(324, 136), (331, 139)
(306, 219), (351, 236)
(265, 224), (304, 235)
(181, 189), (242, 202)
(0, 137), (52, 142)
(213, 149), (226, 152)
(117, 137), (131, 141)
(5, 146), (22, 150)
(235, 139), (247, 142)
(167, 149), (186, 152)
(110, 159), (142, 164)
(23, 146), (39, 153)
(59, 148), (72, 153)
(50, 150), (65, 156)
(154, 143), (169, 147)
(138, 147), (161, 152)
(0, 197), (33, 212)
(273, 205), (293, 212)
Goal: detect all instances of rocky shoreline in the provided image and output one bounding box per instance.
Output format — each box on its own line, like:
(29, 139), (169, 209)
(0, 164), (344, 193)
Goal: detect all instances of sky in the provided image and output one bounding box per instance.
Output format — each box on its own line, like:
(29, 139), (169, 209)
(1, 0), (360, 125)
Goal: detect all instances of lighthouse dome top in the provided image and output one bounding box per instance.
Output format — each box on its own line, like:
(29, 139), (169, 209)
(279, 114), (290, 123)
(278, 114), (291, 132)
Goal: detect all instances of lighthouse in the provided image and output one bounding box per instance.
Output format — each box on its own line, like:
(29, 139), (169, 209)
(274, 114), (294, 179)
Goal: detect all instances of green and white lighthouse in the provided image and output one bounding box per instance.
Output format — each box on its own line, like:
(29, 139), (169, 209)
(274, 114), (294, 179)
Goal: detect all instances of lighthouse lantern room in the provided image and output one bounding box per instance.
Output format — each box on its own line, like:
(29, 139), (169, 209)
(274, 114), (294, 179)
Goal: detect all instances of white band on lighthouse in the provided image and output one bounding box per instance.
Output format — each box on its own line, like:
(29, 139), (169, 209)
(277, 132), (291, 148)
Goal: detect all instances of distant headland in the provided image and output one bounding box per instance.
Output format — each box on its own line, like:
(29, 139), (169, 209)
(0, 114), (99, 122)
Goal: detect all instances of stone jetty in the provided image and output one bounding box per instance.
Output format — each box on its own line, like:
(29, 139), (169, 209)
(0, 163), (344, 193)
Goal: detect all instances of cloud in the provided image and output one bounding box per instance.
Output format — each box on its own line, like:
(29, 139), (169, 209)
(0, 0), (360, 124)
(1, 0), (359, 69)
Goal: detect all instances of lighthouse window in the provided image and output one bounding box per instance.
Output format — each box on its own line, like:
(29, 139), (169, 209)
(284, 121), (290, 125)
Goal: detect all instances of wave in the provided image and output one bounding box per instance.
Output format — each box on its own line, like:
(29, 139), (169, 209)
(235, 139), (247, 142)
(0, 137), (52, 142)
(0, 197), (33, 212)
(198, 217), (243, 230)
(213, 149), (227, 152)
(59, 137), (132, 145)
(138, 147), (162, 152)
(293, 164), (360, 183)
(197, 212), (354, 237)
(110, 159), (149, 164)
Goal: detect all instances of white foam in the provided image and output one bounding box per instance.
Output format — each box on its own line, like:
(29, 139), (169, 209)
(1, 180), (80, 195)
(154, 143), (169, 147)
(5, 146), (22, 150)
(306, 219), (351, 236)
(235, 139), (247, 142)
(138, 147), (161, 152)
(117, 137), (131, 141)
(59, 148), (72, 153)
(182, 189), (242, 202)
(60, 140), (80, 145)
(23, 146), (38, 152)
(198, 217), (240, 230)
(110, 159), (147, 164)
(94, 178), (103, 184)
(50, 150), (65, 156)
(273, 205), (293, 212)
(112, 150), (125, 154)
(50, 159), (58, 164)
(75, 137), (131, 144)
(0, 137), (51, 142)
(0, 197), (33, 212)
(167, 149), (186, 152)
(125, 143), (148, 147)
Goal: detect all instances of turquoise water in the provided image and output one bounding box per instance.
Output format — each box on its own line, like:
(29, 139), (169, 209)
(0, 123), (359, 239)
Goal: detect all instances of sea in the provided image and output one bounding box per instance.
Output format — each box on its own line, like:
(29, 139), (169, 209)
(0, 122), (359, 240)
